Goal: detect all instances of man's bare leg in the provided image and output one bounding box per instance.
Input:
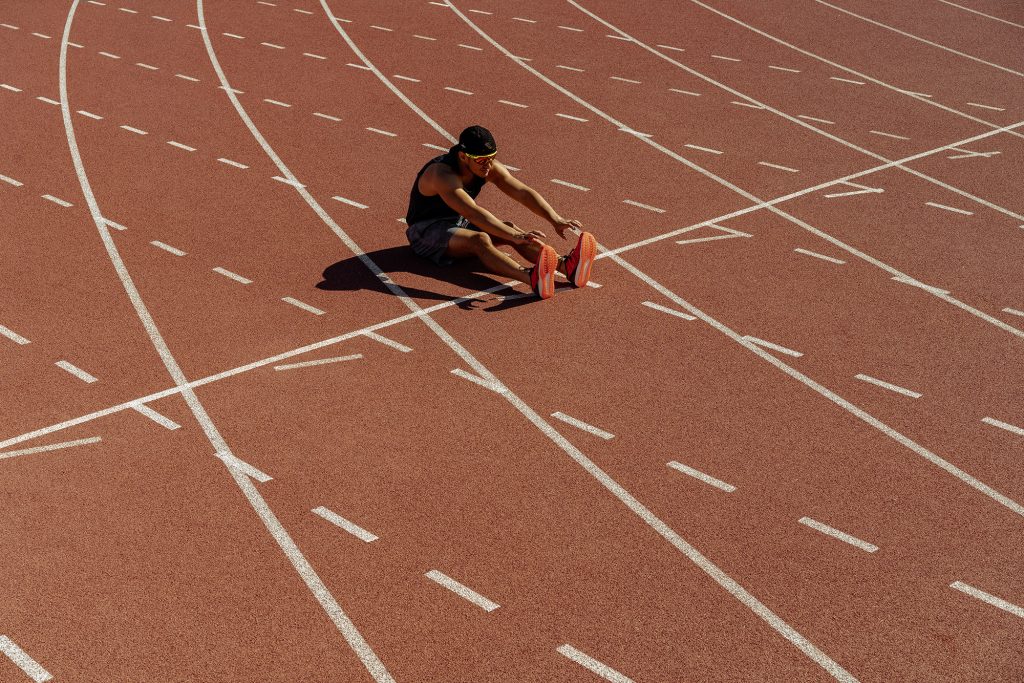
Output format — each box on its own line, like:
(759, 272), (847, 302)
(446, 229), (531, 285)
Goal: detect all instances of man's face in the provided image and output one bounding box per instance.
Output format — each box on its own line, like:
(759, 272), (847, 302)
(462, 151), (496, 177)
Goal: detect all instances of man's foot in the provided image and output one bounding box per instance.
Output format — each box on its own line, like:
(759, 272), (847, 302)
(530, 244), (558, 299)
(564, 231), (597, 288)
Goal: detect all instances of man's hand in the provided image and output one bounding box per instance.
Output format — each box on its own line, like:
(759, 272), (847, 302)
(551, 216), (584, 239)
(515, 229), (547, 244)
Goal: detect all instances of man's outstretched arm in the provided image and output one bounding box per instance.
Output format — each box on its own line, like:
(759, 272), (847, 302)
(490, 162), (583, 238)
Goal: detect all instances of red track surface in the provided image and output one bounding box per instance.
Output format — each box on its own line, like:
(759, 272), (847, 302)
(1, 1), (1022, 681)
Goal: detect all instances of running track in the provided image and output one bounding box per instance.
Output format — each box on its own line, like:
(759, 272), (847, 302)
(1, 1), (1022, 681)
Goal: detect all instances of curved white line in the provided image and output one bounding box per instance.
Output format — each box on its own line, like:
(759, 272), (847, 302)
(59, 4), (387, 680)
(937, 0), (1024, 30)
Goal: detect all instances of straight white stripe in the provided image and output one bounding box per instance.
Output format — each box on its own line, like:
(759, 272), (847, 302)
(797, 114), (834, 124)
(768, 65), (801, 73)
(0, 23), (20, 29)
(854, 374), (921, 398)
(119, 7), (139, 12)
(759, 161), (800, 172)
(312, 506), (378, 542)
(0, 436), (101, 461)
(794, 248), (846, 264)
(950, 581), (1024, 619)
(151, 15), (172, 22)
(423, 143), (449, 151)
(512, 17), (536, 23)
(32, 32), (53, 39)
(642, 300), (697, 320)
(656, 43), (684, 51)
(0, 174), (24, 186)
(0, 636), (52, 682)
(263, 98), (291, 107)
(550, 411), (615, 439)
(733, 100), (764, 109)
(98, 51), (121, 58)
(272, 175), (306, 188)
(413, 34), (437, 40)
(313, 112), (341, 121)
(0, 324), (30, 344)
(36, 96), (60, 105)
(120, 125), (147, 135)
(451, 368), (503, 393)
(332, 195), (368, 209)
(55, 360), (99, 382)
(366, 127), (397, 137)
(273, 354), (362, 371)
(223, 32), (244, 38)
(303, 52), (327, 59)
(981, 417), (1024, 437)
(369, 25), (392, 31)
(216, 158), (248, 169)
(667, 460), (736, 492)
(556, 113), (588, 121)
(281, 297), (325, 315)
(669, 88), (701, 96)
(559, 25), (584, 32)
(468, 9), (492, 15)
(891, 275), (949, 296)
(216, 452), (272, 482)
(499, 99), (528, 107)
(925, 201), (973, 215)
(557, 644), (634, 683)
(294, 7), (313, 13)
(77, 109), (103, 119)
(869, 130), (910, 140)
(135, 62), (159, 70)
(425, 570), (499, 611)
(610, 76), (641, 83)
(965, 102), (1005, 112)
(830, 76), (865, 85)
(684, 143), (723, 154)
(622, 199), (665, 213)
(175, 73), (200, 82)
(361, 330), (412, 352)
(0, 84), (22, 92)
(551, 178), (590, 191)
(167, 140), (196, 151)
(444, 86), (473, 95)
(131, 403), (181, 429)
(798, 517), (878, 553)
(260, 42), (285, 49)
(151, 240), (186, 256)
(458, 43), (482, 50)
(103, 218), (127, 230)
(212, 266), (252, 283)
(742, 336), (803, 357)
(938, 0), (1024, 29)
(557, 65), (585, 72)
(711, 54), (740, 61)
(1002, 308), (1024, 318)
(393, 74), (420, 82)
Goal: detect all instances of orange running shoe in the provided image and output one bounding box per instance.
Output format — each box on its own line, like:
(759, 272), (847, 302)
(564, 231), (597, 288)
(530, 244), (558, 299)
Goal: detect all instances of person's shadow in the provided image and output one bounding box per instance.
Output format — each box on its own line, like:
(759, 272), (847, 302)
(316, 246), (540, 312)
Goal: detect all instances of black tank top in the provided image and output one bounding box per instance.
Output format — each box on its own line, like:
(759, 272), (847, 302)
(405, 148), (486, 225)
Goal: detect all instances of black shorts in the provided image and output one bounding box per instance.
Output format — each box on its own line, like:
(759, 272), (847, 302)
(405, 215), (475, 266)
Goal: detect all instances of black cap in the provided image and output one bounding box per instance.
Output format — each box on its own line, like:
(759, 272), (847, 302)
(458, 125), (497, 156)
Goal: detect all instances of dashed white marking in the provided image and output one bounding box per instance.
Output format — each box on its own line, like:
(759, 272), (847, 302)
(216, 452), (271, 482)
(256, 1), (277, 5)
(799, 517), (878, 553)
(120, 124), (147, 135)
(557, 644), (633, 683)
(622, 199), (665, 213)
(175, 73), (200, 82)
(550, 178), (590, 191)
(294, 8), (313, 14)
(711, 54), (741, 62)
(423, 143), (449, 151)
(950, 581), (1024, 619)
(965, 102), (1005, 112)
(946, 147), (1000, 160)
(272, 175), (306, 188)
(263, 98), (291, 107)
(261, 42), (285, 49)
(362, 331), (412, 353)
(132, 403), (181, 430)
(656, 43), (684, 52)
(36, 96), (60, 106)
(742, 336), (803, 358)
(1002, 308), (1024, 318)
(77, 109), (103, 119)
(98, 51), (121, 58)
(768, 65), (801, 73)
(167, 140), (196, 151)
(55, 360), (99, 383)
(797, 114), (834, 124)
(303, 52), (326, 59)
(869, 130), (910, 141)
(606, 34), (631, 41)
(425, 570), (499, 612)
(468, 9), (493, 15)
(451, 368), (503, 393)
(150, 240), (186, 256)
(0, 636), (52, 682)
(332, 196), (369, 209)
(0, 325), (30, 345)
(0, 174), (24, 186)
(559, 25), (584, 32)
(41, 194), (73, 207)
(551, 411), (614, 440)
(610, 76), (641, 84)
(642, 301), (697, 320)
(151, 15), (172, 22)
(274, 354), (362, 371)
(32, 32), (52, 39)
(556, 113), (588, 122)
(499, 99), (528, 108)
(313, 506), (379, 542)
(119, 7), (139, 13)
(366, 127), (398, 137)
(347, 63), (371, 70)
(619, 127), (652, 138)
(0, 436), (101, 462)
(684, 143), (723, 154)
(512, 17), (537, 23)
(794, 248), (845, 264)
(0, 23), (19, 30)
(313, 112), (341, 121)
(854, 374), (921, 398)
(413, 34), (437, 41)
(891, 275), (950, 296)
(223, 32), (244, 39)
(557, 65), (586, 72)
(669, 88), (701, 96)
(758, 161), (800, 173)
(212, 266), (252, 284)
(676, 223), (753, 245)
(217, 158), (249, 169)
(0, 84), (22, 92)
(370, 25), (393, 31)
(458, 43), (483, 51)
(925, 202), (973, 215)
(393, 74), (420, 82)
(444, 86), (473, 95)
(982, 417), (1024, 437)
(103, 218), (127, 231)
(733, 100), (765, 109)
(135, 62), (159, 70)
(824, 180), (883, 198)
(282, 297), (326, 315)
(831, 76), (866, 85)
(668, 460), (735, 492)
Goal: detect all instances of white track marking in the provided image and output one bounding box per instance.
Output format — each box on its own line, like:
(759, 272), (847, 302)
(0, 436), (101, 461)
(684, 143), (723, 154)
(32, 32), (52, 39)
(223, 32), (244, 39)
(41, 194), (73, 207)
(444, 86), (473, 95)
(557, 65), (585, 72)
(0, 636), (52, 682)
(260, 42), (285, 49)
(981, 417), (1024, 437)
(1002, 308), (1024, 318)
(423, 143), (449, 151)
(830, 76), (865, 85)
(823, 180), (883, 198)
(175, 73), (200, 82)
(607, 34), (630, 41)
(556, 113), (588, 122)
(366, 127), (397, 136)
(551, 178), (590, 191)
(119, 7), (138, 13)
(150, 240), (186, 256)
(303, 52), (326, 59)
(0, 23), (19, 29)
(950, 581), (1024, 619)
(642, 301), (697, 320)
(36, 97), (60, 106)
(711, 54), (740, 62)
(313, 112), (341, 121)
(946, 147), (1000, 160)
(103, 218), (127, 230)
(610, 76), (641, 84)
(676, 223), (752, 245)
(668, 461), (735, 492)
(0, 174), (24, 186)
(560, 25), (584, 32)
(272, 175), (306, 188)
(557, 645), (634, 683)
(854, 374), (921, 398)
(212, 266), (252, 284)
(119, 125), (147, 135)
(263, 98), (291, 107)
(794, 248), (845, 264)
(758, 161), (799, 173)
(742, 336), (803, 358)
(550, 412), (615, 440)
(891, 275), (950, 296)
(98, 51), (121, 58)
(131, 402), (181, 429)
(965, 102), (1005, 112)
(768, 65), (801, 73)
(312, 506), (378, 542)
(294, 7), (313, 13)
(657, 43), (684, 52)
(869, 130), (910, 141)
(622, 199), (665, 213)
(167, 140), (196, 151)
(925, 202), (973, 215)
(55, 360), (99, 383)
(216, 158), (248, 169)
(733, 101), (764, 109)
(797, 114), (834, 124)
(216, 452), (272, 482)
(135, 62), (158, 70)
(798, 517), (878, 553)
(370, 25), (392, 31)
(281, 297), (325, 315)
(458, 43), (482, 50)
(1, 84), (22, 92)
(468, 9), (492, 15)
(669, 88), (701, 96)
(332, 195), (369, 209)
(0, 324), (30, 344)
(938, 0), (1024, 29)
(362, 330), (411, 352)
(499, 99), (528, 108)
(77, 109), (103, 119)
(425, 570), (499, 611)
(393, 74), (419, 82)
(274, 354), (362, 371)
(151, 15), (172, 22)
(512, 16), (536, 23)
(413, 34), (437, 40)
(451, 368), (503, 393)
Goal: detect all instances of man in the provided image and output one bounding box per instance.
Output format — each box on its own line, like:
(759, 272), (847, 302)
(405, 125), (597, 299)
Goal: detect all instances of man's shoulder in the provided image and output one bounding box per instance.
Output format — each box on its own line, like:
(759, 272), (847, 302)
(422, 158), (462, 189)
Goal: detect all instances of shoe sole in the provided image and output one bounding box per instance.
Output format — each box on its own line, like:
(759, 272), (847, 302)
(534, 245), (558, 299)
(570, 232), (597, 288)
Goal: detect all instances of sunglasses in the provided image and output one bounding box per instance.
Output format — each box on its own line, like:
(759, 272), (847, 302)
(464, 151), (497, 166)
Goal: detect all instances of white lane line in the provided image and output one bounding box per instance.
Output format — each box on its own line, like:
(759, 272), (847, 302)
(0, 174), (24, 186)
(797, 114), (834, 124)
(556, 113), (588, 122)
(366, 127), (397, 137)
(282, 297), (325, 315)
(551, 411), (614, 440)
(413, 34), (437, 40)
(798, 517), (878, 553)
(684, 143), (723, 154)
(444, 86), (473, 95)
(965, 102), (1005, 112)
(120, 124), (147, 135)
(925, 201), (973, 215)
(830, 76), (865, 85)
(939, 0), (1024, 29)
(823, 180), (883, 198)
(619, 127), (652, 138)
(36, 96), (60, 105)
(557, 64), (585, 72)
(1002, 308), (1024, 318)
(458, 43), (483, 50)
(151, 240), (186, 256)
(312, 506), (379, 542)
(0, 635), (53, 682)
(257, 0), (276, 5)
(313, 112), (341, 121)
(216, 452), (272, 482)
(512, 16), (536, 23)
(77, 109), (103, 119)
(393, 74), (420, 82)
(119, 7), (139, 13)
(212, 266), (252, 284)
(559, 25), (584, 32)
(468, 9), (493, 15)
(423, 143), (449, 151)
(362, 330), (412, 352)
(551, 178), (590, 191)
(950, 581), (1024, 619)
(264, 98), (292, 107)
(869, 130), (911, 141)
(273, 175), (306, 188)
(610, 76), (641, 84)
(103, 218), (127, 230)
(854, 374), (921, 398)
(0, 436), (102, 461)
(98, 51), (121, 58)
(946, 147), (1000, 159)
(217, 158), (249, 169)
(425, 570), (499, 612)
(370, 25), (392, 31)
(294, 7), (313, 13)
(303, 52), (327, 59)
(135, 62), (159, 70)
(891, 275), (950, 296)
(223, 32), (244, 39)
(656, 43), (684, 52)
(556, 644), (634, 683)
(260, 42), (285, 49)
(1, 84), (22, 92)
(742, 336), (803, 357)
(668, 460), (736, 492)
(981, 417), (1024, 437)
(606, 34), (630, 41)
(499, 99), (528, 108)
(333, 196), (369, 209)
(733, 100), (765, 109)
(131, 402), (181, 429)
(794, 248), (846, 264)
(759, 161), (800, 173)
(642, 301), (697, 320)
(451, 368), (503, 393)
(622, 199), (665, 213)
(1, 23), (21, 29)
(347, 62), (371, 70)
(768, 65), (801, 73)
(711, 54), (741, 61)
(55, 360), (99, 383)
(274, 354), (362, 371)
(41, 194), (73, 207)
(32, 32), (53, 39)
(151, 15), (172, 22)
(0, 324), (31, 344)
(669, 88), (701, 96)
(175, 73), (200, 82)
(167, 140), (196, 151)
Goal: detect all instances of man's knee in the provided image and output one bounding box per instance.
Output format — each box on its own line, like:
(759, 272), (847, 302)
(469, 231), (494, 253)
